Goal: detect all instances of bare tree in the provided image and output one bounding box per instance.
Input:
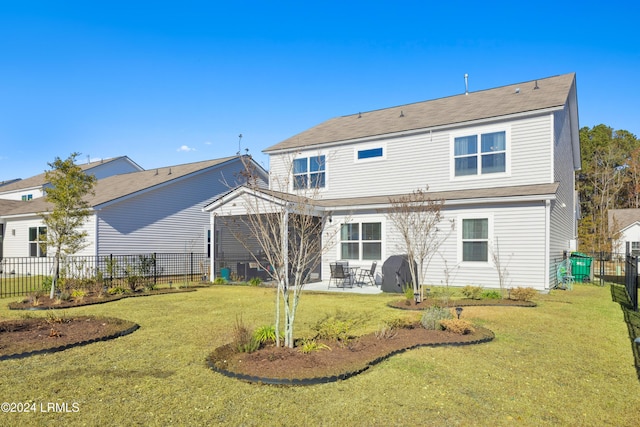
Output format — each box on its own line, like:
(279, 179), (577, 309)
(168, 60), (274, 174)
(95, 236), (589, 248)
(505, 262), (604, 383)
(386, 187), (454, 302)
(219, 155), (338, 348)
(490, 237), (512, 298)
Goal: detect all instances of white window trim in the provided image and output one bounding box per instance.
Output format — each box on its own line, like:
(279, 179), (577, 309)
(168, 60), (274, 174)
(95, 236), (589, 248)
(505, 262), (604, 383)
(450, 125), (511, 181)
(291, 153), (328, 192)
(457, 213), (494, 266)
(354, 143), (386, 163)
(336, 216), (385, 263)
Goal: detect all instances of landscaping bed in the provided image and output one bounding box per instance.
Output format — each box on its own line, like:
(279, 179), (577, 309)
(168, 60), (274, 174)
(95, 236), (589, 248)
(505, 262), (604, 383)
(7, 287), (197, 310)
(208, 324), (494, 385)
(388, 297), (536, 310)
(0, 315), (139, 360)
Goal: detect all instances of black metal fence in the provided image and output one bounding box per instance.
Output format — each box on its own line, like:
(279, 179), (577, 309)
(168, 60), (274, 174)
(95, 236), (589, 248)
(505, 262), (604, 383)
(0, 253), (209, 298)
(625, 252), (639, 312)
(586, 252), (626, 285)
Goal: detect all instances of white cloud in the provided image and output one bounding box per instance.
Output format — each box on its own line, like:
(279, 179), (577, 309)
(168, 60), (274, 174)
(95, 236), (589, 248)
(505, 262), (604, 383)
(177, 145), (196, 152)
(203, 141), (212, 145)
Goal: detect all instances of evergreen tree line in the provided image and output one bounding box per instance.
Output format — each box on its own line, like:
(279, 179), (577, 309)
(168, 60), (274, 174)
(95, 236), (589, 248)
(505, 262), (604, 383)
(577, 124), (640, 253)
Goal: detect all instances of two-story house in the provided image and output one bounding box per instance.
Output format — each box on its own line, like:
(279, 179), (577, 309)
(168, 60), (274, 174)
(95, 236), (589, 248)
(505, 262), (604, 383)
(206, 73), (580, 291)
(0, 156), (267, 267)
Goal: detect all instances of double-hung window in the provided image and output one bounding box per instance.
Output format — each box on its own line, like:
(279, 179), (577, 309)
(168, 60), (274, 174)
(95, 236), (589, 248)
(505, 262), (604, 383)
(461, 219), (488, 262)
(340, 222), (382, 261)
(454, 131), (506, 177)
(29, 226), (47, 257)
(293, 155), (325, 190)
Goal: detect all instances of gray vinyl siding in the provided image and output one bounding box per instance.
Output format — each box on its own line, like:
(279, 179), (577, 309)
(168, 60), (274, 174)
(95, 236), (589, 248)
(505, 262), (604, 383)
(96, 161), (247, 256)
(269, 113), (555, 199)
(323, 201), (548, 290)
(549, 99), (578, 281)
(85, 158), (142, 180)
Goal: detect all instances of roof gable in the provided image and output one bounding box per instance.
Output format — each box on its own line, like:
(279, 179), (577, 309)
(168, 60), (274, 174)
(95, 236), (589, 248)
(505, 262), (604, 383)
(265, 73), (576, 153)
(0, 155), (263, 216)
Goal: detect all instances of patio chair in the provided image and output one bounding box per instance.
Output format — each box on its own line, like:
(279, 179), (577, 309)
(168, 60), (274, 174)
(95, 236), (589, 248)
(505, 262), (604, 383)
(556, 258), (574, 290)
(329, 263), (353, 289)
(358, 262), (377, 286)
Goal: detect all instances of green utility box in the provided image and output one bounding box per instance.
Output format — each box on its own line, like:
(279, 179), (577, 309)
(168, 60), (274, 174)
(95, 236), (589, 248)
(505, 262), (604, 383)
(570, 252), (592, 282)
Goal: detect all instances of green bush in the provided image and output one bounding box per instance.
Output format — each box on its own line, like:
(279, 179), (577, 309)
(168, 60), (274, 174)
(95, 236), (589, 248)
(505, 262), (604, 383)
(481, 290), (502, 299)
(298, 338), (331, 354)
(213, 277), (227, 285)
(253, 325), (281, 345)
(248, 277), (262, 286)
(420, 306), (453, 330)
(461, 285), (484, 300)
(403, 284), (416, 305)
(312, 312), (357, 345)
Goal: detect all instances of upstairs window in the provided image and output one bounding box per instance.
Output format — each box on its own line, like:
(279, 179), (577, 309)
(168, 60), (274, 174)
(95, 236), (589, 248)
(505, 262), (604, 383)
(21, 194), (33, 201)
(454, 131), (506, 177)
(29, 226), (47, 257)
(357, 147), (383, 160)
(293, 155), (325, 190)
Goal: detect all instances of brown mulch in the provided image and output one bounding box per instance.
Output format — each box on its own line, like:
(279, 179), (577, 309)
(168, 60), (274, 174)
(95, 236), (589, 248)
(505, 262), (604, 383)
(0, 316), (138, 359)
(208, 325), (494, 383)
(388, 297), (537, 310)
(7, 288), (197, 310)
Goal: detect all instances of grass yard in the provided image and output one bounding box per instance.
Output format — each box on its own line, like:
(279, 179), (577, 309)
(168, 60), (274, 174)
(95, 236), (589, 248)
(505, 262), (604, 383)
(0, 283), (638, 426)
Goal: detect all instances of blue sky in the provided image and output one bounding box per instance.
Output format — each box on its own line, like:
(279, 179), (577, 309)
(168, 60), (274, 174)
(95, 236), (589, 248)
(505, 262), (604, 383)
(1, 1), (638, 181)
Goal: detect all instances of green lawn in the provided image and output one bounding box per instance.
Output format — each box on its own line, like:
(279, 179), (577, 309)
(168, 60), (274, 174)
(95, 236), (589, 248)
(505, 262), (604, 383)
(0, 284), (638, 426)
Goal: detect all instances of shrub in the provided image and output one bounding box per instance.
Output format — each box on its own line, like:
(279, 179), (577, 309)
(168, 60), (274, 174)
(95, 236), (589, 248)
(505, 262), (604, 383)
(233, 315), (260, 353)
(27, 291), (44, 307)
(440, 319), (475, 335)
(510, 287), (537, 301)
(420, 306), (453, 330)
(107, 286), (127, 295)
(298, 338), (331, 354)
(253, 325), (281, 345)
(461, 285), (484, 300)
(248, 277), (262, 286)
(70, 289), (87, 302)
(213, 277), (227, 285)
(403, 284), (416, 305)
(312, 312), (358, 345)
(481, 289), (502, 300)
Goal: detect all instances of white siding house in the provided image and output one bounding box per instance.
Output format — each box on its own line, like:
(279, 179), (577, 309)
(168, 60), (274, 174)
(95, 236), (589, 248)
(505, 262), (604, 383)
(0, 156), (267, 264)
(206, 73), (580, 291)
(609, 209), (640, 255)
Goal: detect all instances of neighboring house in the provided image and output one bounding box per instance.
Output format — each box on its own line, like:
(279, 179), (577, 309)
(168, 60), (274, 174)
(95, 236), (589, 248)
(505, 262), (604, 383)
(609, 208), (640, 255)
(0, 156), (267, 266)
(206, 73), (580, 291)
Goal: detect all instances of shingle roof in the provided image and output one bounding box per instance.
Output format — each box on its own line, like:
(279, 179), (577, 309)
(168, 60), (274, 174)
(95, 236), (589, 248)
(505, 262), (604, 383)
(0, 156), (135, 193)
(211, 182), (559, 213)
(1, 156), (241, 216)
(609, 208), (640, 231)
(264, 73), (576, 153)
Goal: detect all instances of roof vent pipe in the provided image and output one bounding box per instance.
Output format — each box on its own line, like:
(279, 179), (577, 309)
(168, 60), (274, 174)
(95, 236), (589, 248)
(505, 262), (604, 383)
(464, 73), (469, 95)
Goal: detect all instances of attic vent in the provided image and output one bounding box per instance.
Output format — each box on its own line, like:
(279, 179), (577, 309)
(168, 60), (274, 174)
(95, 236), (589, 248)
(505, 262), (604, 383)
(534, 80), (539, 90)
(358, 112), (362, 118)
(168, 168), (172, 175)
(155, 169), (158, 175)
(515, 87), (520, 94)
(399, 110), (405, 117)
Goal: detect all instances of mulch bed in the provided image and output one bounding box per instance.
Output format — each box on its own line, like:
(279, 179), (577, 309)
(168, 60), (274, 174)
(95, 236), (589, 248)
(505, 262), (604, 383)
(8, 288), (198, 310)
(208, 325), (495, 385)
(0, 316), (139, 360)
(388, 298), (537, 310)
